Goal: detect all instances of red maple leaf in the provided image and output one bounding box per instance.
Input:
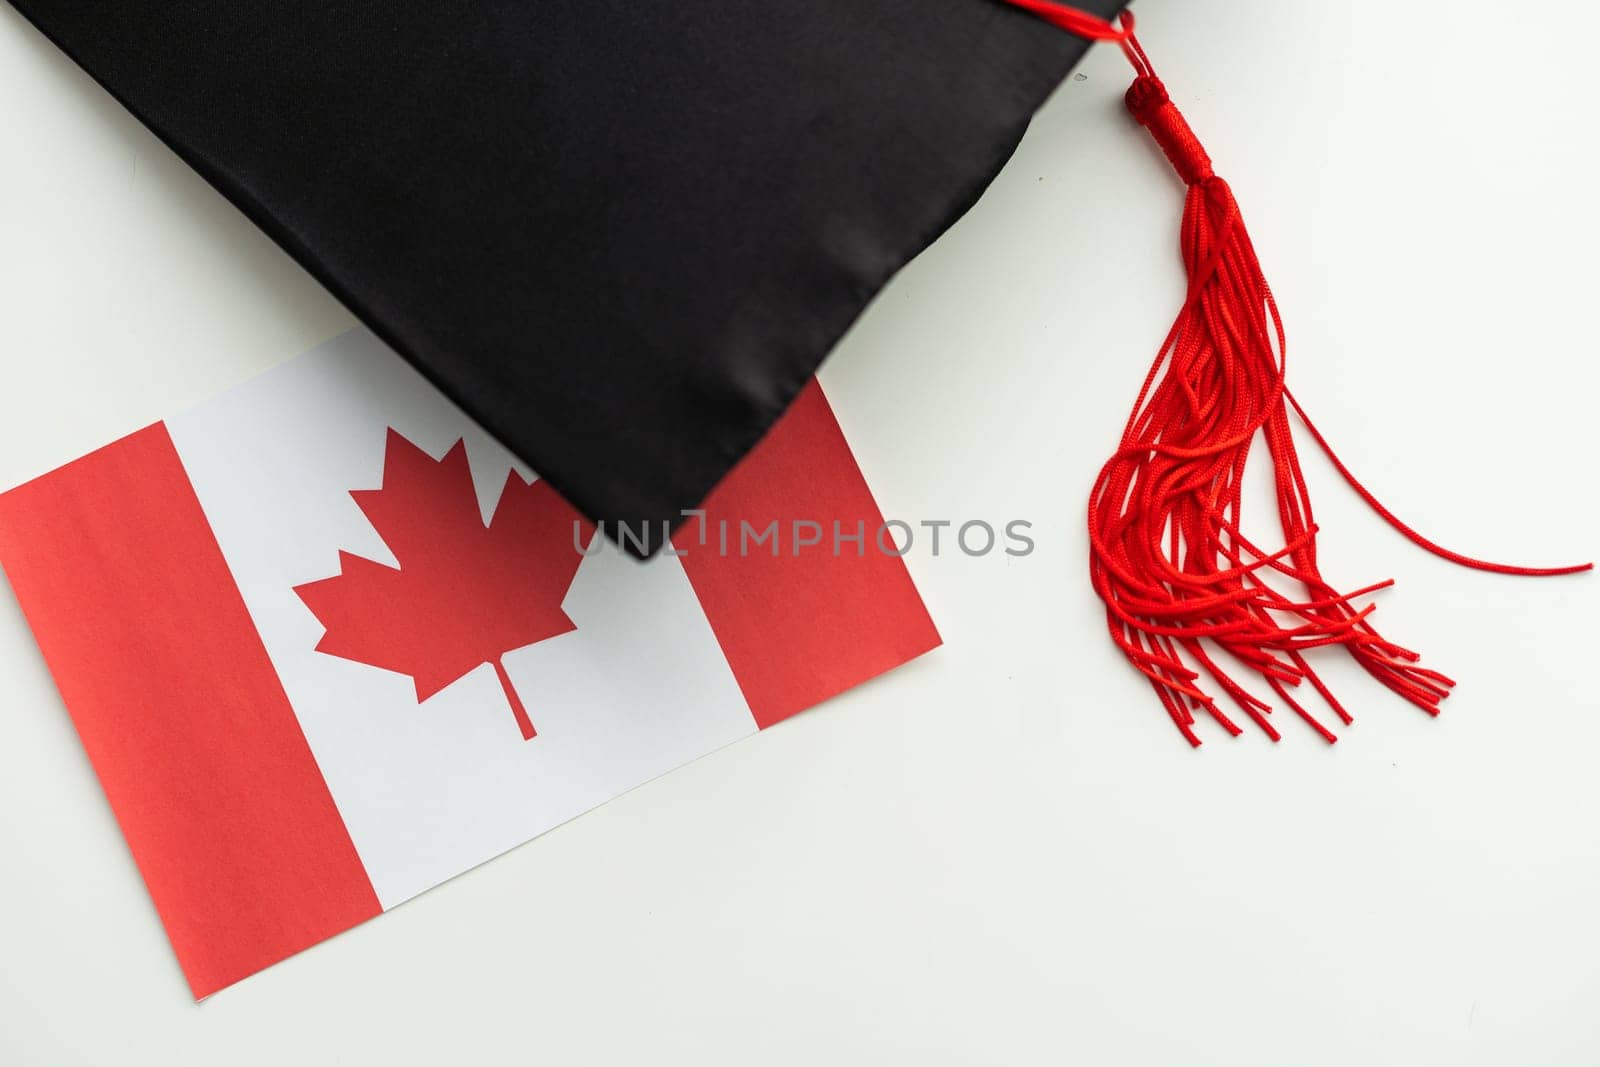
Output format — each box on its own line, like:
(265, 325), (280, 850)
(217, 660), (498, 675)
(295, 429), (593, 740)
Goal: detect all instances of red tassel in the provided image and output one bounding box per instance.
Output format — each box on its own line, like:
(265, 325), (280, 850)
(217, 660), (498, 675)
(1007, 5), (1592, 744)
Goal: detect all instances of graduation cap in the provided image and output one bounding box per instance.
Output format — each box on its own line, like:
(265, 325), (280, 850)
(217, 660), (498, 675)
(7, 0), (1588, 742)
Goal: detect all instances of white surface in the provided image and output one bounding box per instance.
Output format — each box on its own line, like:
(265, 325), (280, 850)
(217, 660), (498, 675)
(167, 329), (757, 909)
(2, 1), (1597, 1063)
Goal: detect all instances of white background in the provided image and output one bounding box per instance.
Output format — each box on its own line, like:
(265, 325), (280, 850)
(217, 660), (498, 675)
(2, 1), (1597, 1063)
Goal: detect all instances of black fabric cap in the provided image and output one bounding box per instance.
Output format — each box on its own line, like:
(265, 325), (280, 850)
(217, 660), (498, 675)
(7, 0), (1122, 554)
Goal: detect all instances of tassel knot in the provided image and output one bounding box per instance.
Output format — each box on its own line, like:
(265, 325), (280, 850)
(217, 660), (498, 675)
(1125, 75), (1213, 185)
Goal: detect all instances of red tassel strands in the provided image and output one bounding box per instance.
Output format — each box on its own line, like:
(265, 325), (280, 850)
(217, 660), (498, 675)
(1004, 4), (1591, 744)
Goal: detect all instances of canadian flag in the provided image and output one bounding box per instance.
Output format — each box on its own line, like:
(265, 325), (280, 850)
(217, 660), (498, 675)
(0, 330), (939, 998)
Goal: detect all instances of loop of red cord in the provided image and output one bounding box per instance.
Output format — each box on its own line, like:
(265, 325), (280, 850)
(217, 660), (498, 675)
(1003, 1), (1591, 744)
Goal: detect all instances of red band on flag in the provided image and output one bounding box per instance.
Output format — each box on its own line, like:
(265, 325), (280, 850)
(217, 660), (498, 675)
(678, 381), (941, 729)
(0, 424), (381, 998)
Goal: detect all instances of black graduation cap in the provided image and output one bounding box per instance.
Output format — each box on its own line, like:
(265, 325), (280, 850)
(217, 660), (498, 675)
(6, 0), (1122, 552)
(7, 0), (1589, 743)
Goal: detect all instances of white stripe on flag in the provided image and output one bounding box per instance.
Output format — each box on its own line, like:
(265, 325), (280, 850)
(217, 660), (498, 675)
(167, 330), (756, 908)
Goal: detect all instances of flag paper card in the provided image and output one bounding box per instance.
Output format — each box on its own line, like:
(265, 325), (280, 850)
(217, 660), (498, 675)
(0, 329), (940, 999)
